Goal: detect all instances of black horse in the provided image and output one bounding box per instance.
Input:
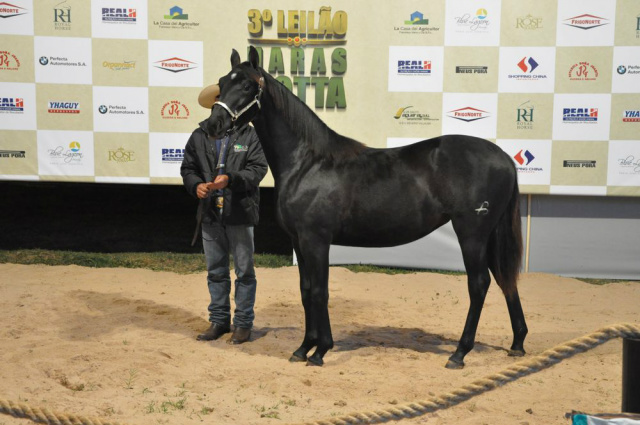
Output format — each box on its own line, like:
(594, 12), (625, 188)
(207, 47), (528, 369)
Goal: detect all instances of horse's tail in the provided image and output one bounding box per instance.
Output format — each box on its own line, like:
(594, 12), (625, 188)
(488, 178), (523, 298)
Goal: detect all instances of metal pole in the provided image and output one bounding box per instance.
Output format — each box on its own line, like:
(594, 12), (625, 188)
(524, 194), (532, 273)
(622, 338), (640, 413)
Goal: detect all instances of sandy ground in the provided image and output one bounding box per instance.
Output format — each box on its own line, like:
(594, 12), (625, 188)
(0, 263), (639, 425)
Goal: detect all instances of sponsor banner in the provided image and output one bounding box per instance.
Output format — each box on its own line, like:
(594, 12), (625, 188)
(498, 47), (556, 93)
(35, 83), (92, 130)
(94, 132), (149, 178)
(37, 129), (94, 176)
(556, 0), (616, 46)
(149, 132), (190, 178)
(91, 0), (147, 39)
(612, 46), (640, 93)
(555, 46), (613, 93)
(496, 139), (552, 185)
(500, 0), (557, 46)
(497, 93), (554, 139)
(552, 94), (611, 140)
(441, 92), (498, 138)
(0, 0), (34, 35)
(613, 0), (640, 46)
(0, 36), (35, 83)
(149, 4), (202, 36)
(148, 40), (203, 87)
(34, 36), (91, 85)
(388, 46), (444, 92)
(0, 82), (36, 130)
(444, 0), (501, 46)
(550, 140), (608, 187)
(391, 9), (443, 43)
(607, 140), (640, 186)
(443, 46), (498, 92)
(92, 38), (147, 87)
(93, 86), (148, 133)
(33, 0), (91, 38)
(0, 130), (37, 177)
(148, 87), (206, 133)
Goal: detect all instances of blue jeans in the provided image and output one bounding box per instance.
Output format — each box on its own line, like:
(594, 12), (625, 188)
(202, 222), (257, 329)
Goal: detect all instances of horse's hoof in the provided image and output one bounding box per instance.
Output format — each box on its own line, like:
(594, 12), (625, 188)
(306, 355), (324, 367)
(445, 359), (464, 369)
(508, 349), (526, 357)
(289, 353), (307, 363)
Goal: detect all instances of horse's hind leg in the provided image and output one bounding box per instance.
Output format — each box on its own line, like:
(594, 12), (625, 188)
(504, 288), (527, 357)
(446, 232), (491, 369)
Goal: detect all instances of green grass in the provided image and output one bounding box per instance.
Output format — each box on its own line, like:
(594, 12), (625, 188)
(0, 249), (634, 284)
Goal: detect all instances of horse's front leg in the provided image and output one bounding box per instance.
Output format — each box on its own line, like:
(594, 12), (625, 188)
(295, 236), (332, 366)
(289, 242), (317, 362)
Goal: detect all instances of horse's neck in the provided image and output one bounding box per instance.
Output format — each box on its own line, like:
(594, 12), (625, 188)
(253, 85), (311, 183)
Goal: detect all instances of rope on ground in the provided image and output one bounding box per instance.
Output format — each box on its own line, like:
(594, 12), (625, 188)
(0, 398), (130, 425)
(1, 323), (638, 425)
(297, 322), (640, 425)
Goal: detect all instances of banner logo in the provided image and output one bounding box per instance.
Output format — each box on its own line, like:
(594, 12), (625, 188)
(623, 110), (640, 122)
(247, 6), (348, 109)
(103, 60), (136, 71)
(514, 149), (535, 166)
(108, 147), (135, 163)
(517, 57), (538, 73)
(568, 62), (598, 81)
(393, 106), (439, 125)
(48, 141), (83, 163)
(0, 97), (24, 113)
(455, 66), (487, 74)
(563, 160), (596, 168)
(161, 148), (184, 163)
(515, 14), (543, 30)
(102, 7), (136, 23)
(617, 156), (640, 175)
(165, 5), (187, 20)
(394, 11), (440, 35)
(563, 14), (609, 30)
(161, 100), (190, 119)
(0, 2), (27, 19)
(0, 149), (25, 158)
(516, 101), (535, 130)
(0, 50), (20, 71)
(48, 101), (80, 114)
(397, 60), (431, 75)
(153, 57), (198, 73)
(54, 1), (71, 30)
(562, 107), (598, 123)
(446, 106), (490, 122)
(453, 8), (491, 32)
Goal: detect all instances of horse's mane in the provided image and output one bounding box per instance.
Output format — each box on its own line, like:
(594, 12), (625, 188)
(259, 68), (366, 161)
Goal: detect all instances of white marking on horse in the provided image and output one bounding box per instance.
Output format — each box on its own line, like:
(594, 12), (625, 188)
(475, 201), (489, 215)
(231, 72), (237, 80)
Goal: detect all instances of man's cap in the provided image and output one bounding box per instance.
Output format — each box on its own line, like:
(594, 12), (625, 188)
(197, 84), (221, 109)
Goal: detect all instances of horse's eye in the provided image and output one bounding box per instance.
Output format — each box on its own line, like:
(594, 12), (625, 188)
(242, 82), (252, 92)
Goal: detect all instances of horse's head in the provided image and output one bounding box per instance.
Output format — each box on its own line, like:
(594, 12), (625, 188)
(206, 47), (264, 139)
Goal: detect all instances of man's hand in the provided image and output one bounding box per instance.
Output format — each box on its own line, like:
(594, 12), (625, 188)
(208, 174), (229, 190)
(196, 183), (211, 199)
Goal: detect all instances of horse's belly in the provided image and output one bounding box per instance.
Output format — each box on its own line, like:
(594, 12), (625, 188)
(334, 214), (448, 248)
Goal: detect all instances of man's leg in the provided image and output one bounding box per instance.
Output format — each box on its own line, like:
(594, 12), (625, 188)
(226, 225), (257, 342)
(199, 222), (232, 339)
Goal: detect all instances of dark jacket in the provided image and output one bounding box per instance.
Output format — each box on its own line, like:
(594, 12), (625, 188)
(181, 121), (268, 226)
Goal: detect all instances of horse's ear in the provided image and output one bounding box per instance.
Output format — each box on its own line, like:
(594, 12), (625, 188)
(230, 49), (241, 68)
(248, 46), (259, 69)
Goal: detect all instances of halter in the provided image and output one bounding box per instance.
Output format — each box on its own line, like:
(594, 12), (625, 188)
(214, 77), (264, 128)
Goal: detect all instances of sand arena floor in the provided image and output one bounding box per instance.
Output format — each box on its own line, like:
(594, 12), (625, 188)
(1, 263), (638, 425)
